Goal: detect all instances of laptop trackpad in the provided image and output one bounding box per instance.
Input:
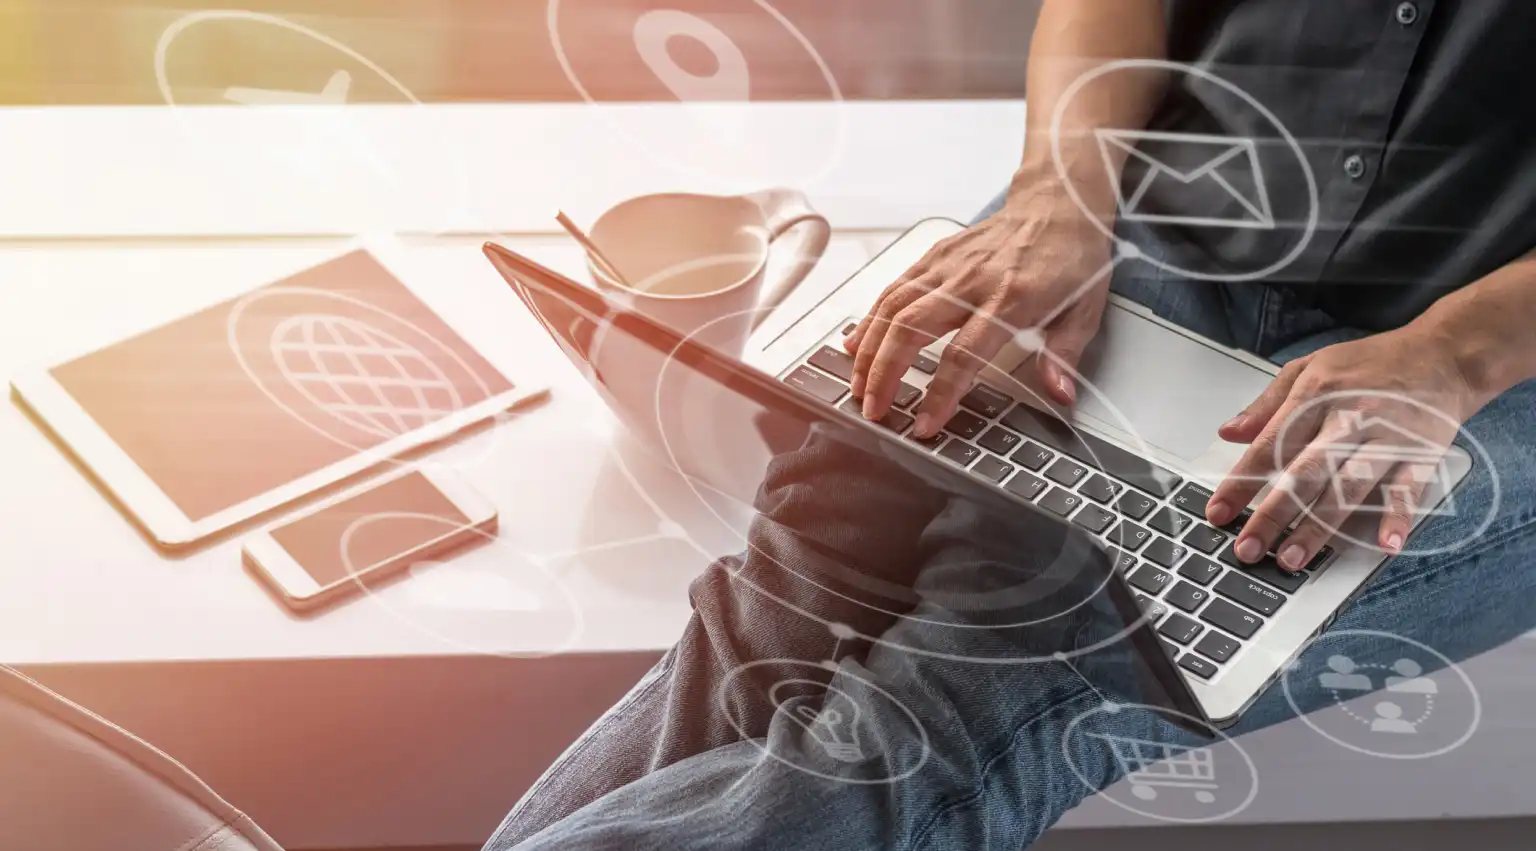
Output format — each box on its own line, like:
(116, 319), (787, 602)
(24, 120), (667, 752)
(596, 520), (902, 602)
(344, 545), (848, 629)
(1069, 304), (1274, 466)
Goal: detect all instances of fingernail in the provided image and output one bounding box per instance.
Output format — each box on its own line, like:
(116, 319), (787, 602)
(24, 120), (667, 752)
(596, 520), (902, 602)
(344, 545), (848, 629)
(1206, 499), (1232, 524)
(914, 413), (933, 437)
(1236, 537), (1264, 563)
(850, 376), (864, 397)
(861, 397), (879, 420)
(1385, 532), (1404, 553)
(1057, 375), (1075, 402)
(1222, 414), (1246, 431)
(1280, 544), (1306, 571)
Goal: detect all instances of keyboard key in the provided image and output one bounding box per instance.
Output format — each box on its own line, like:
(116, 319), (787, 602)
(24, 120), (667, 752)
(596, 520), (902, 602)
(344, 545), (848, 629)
(907, 431), (946, 451)
(1037, 487), (1081, 517)
(807, 346), (855, 382)
(842, 321), (859, 336)
(1012, 441), (1055, 471)
(1305, 545), (1335, 572)
(1162, 640), (1182, 659)
(892, 382), (923, 409)
(1194, 631), (1240, 664)
(1214, 573), (1286, 616)
(1242, 558), (1309, 593)
(839, 398), (913, 434)
(1220, 508), (1253, 536)
(1115, 490), (1157, 520)
(1128, 564), (1174, 595)
(938, 440), (981, 468)
(1158, 613), (1203, 645)
(1170, 482), (1214, 520)
(1107, 521), (1152, 552)
(1003, 471), (1047, 501)
(1182, 524), (1227, 555)
(1078, 474), (1124, 505)
(978, 427), (1023, 456)
(1200, 598), (1264, 639)
(960, 384), (1013, 419)
(1146, 506), (1194, 538)
(1136, 595), (1170, 622)
(1044, 458), (1089, 487)
(1164, 581), (1211, 613)
(1176, 556), (1223, 587)
(1110, 549), (1139, 572)
(999, 404), (1183, 497)
(1178, 653), (1218, 680)
(944, 410), (989, 441)
(971, 455), (1014, 485)
(783, 366), (848, 404)
(1142, 537), (1189, 569)
(1072, 503), (1117, 534)
(912, 352), (940, 375)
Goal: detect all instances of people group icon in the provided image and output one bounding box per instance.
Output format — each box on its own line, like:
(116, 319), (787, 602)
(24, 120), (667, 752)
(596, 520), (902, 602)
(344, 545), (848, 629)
(1316, 654), (1438, 736)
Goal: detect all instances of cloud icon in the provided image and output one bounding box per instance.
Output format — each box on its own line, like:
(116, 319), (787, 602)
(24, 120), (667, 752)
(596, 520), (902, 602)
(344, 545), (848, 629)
(404, 561), (544, 612)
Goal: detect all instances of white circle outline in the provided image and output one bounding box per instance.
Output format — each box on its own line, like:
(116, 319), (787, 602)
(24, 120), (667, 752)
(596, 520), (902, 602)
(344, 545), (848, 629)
(1062, 701), (1260, 825)
(337, 508), (587, 659)
(1270, 389), (1500, 558)
(153, 9), (472, 237)
(226, 285), (495, 457)
(1050, 58), (1319, 283)
(718, 658), (931, 785)
(1279, 628), (1482, 760)
(546, 0), (849, 190)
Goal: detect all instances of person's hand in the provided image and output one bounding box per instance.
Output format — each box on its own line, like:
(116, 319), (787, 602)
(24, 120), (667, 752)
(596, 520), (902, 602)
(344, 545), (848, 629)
(843, 171), (1115, 437)
(1206, 325), (1486, 571)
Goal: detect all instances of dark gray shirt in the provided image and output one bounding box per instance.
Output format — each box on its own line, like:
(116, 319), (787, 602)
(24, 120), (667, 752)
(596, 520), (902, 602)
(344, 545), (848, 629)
(1138, 0), (1535, 330)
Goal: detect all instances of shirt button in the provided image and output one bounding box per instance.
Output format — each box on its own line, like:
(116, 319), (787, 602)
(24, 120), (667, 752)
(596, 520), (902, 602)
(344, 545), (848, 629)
(1395, 2), (1419, 25)
(1344, 154), (1367, 180)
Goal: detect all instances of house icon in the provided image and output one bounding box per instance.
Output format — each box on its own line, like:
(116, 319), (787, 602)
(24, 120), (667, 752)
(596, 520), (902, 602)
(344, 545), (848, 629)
(1318, 412), (1456, 518)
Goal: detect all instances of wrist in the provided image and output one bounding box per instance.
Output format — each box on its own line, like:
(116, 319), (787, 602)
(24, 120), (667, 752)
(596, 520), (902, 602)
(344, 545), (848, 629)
(1003, 162), (1117, 239)
(1409, 308), (1512, 413)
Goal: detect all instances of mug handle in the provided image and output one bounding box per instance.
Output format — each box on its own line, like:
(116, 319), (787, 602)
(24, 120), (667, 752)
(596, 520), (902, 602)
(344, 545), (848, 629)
(745, 188), (831, 330)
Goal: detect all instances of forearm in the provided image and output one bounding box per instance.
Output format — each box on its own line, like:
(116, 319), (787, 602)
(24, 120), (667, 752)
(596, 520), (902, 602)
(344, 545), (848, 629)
(1017, 0), (1169, 217)
(1413, 251), (1536, 407)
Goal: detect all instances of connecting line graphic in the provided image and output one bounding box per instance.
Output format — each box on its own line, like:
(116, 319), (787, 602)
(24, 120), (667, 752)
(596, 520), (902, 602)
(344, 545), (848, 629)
(1056, 651), (1111, 706)
(536, 533), (672, 563)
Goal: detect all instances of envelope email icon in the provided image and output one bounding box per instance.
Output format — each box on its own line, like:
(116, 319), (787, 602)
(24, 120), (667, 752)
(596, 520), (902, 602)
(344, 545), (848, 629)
(1095, 128), (1276, 230)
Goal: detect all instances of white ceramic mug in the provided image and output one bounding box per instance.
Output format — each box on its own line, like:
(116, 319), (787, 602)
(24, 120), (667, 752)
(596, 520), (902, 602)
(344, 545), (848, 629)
(585, 189), (831, 355)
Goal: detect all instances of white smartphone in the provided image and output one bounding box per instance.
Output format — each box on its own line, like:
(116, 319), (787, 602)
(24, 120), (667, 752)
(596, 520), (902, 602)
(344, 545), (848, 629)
(243, 466), (498, 612)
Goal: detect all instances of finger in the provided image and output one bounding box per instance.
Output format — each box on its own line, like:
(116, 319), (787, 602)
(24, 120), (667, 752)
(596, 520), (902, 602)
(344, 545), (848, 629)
(912, 311), (1013, 437)
(1035, 294), (1108, 407)
(851, 275), (935, 398)
(1377, 459), (1437, 554)
(1276, 440), (1397, 571)
(1234, 425), (1356, 563)
(843, 276), (913, 355)
(1217, 355), (1313, 443)
(861, 292), (971, 420)
(1208, 391), (1325, 527)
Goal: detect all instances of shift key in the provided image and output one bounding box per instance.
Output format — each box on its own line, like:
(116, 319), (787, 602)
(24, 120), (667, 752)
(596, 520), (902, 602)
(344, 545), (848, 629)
(1214, 573), (1286, 616)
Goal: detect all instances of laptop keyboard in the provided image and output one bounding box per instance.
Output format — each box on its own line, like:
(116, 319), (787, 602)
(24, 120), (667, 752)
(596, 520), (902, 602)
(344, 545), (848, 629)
(781, 341), (1335, 684)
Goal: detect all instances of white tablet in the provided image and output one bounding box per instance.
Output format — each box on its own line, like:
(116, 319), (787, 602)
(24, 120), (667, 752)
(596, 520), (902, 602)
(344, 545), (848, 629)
(11, 245), (545, 549)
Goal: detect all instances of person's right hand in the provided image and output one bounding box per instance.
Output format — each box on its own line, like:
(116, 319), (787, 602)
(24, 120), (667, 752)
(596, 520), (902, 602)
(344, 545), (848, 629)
(843, 171), (1117, 437)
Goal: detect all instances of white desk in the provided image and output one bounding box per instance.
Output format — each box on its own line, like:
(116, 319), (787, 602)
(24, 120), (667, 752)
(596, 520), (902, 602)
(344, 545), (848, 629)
(0, 101), (1019, 849)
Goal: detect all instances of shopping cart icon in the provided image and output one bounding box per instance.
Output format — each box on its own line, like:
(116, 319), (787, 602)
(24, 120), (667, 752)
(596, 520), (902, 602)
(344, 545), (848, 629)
(1089, 733), (1219, 803)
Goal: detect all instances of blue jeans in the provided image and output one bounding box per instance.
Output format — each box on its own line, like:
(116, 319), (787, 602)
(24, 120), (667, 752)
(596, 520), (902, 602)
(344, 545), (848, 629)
(484, 208), (1536, 850)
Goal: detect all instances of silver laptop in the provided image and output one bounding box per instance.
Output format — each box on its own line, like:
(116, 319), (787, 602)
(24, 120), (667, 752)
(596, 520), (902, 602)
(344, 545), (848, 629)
(747, 218), (1471, 724)
(486, 220), (1470, 728)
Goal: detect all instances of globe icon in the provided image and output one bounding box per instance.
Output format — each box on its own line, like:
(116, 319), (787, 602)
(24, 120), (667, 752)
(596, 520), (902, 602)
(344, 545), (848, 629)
(270, 313), (464, 439)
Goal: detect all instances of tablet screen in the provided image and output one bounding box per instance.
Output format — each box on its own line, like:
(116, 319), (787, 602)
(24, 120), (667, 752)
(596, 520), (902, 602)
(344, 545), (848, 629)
(49, 250), (511, 522)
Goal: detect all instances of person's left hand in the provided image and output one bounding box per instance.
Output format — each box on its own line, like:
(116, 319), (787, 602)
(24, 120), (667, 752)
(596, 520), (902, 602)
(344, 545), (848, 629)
(1205, 325), (1486, 571)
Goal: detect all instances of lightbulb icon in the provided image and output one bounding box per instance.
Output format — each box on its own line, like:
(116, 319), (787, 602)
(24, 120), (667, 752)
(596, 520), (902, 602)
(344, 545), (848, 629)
(787, 698), (865, 763)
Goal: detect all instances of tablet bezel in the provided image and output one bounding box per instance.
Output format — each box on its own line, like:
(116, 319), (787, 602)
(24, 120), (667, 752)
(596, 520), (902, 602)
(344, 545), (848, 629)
(10, 239), (543, 549)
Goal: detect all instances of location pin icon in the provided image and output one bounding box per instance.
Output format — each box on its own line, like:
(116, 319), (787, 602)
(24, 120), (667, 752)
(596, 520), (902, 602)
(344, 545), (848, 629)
(634, 9), (752, 144)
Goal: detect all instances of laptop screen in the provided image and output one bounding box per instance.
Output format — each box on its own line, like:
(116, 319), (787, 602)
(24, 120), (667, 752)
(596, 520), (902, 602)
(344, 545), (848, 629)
(485, 243), (1205, 734)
